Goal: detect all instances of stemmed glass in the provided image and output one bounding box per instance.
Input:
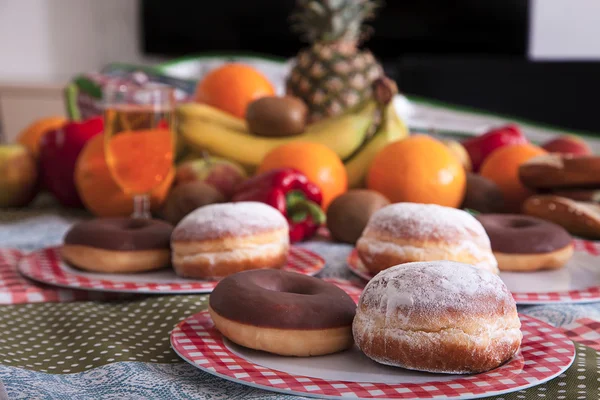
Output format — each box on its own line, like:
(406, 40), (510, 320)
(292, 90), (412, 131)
(103, 84), (176, 219)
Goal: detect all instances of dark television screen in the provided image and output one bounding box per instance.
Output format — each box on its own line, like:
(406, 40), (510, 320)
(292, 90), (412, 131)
(140, 1), (600, 134)
(140, 0), (529, 60)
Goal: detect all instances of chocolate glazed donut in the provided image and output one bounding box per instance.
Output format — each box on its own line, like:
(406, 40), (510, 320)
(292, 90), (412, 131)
(476, 214), (573, 272)
(209, 269), (356, 356)
(61, 218), (174, 273)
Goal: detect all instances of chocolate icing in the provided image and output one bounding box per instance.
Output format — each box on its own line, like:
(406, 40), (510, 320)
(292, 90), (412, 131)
(476, 214), (572, 254)
(64, 218), (173, 251)
(210, 269), (356, 330)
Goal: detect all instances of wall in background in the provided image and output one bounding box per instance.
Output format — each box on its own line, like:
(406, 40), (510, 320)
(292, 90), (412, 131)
(0, 0), (159, 83)
(529, 0), (600, 60)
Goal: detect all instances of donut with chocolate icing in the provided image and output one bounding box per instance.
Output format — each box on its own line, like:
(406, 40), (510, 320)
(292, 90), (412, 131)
(476, 214), (573, 271)
(61, 218), (173, 273)
(356, 203), (498, 275)
(353, 261), (522, 374)
(209, 269), (356, 356)
(171, 202), (289, 279)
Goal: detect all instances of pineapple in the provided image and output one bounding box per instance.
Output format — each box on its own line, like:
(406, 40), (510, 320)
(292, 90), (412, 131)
(286, 0), (384, 122)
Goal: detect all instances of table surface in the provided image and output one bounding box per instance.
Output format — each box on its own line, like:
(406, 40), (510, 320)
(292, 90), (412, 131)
(1, 95), (600, 399)
(0, 202), (599, 400)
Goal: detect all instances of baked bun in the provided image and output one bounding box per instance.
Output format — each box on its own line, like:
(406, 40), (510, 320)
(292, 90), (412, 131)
(523, 195), (600, 239)
(353, 261), (522, 374)
(171, 202), (289, 279)
(356, 203), (498, 274)
(519, 153), (600, 190)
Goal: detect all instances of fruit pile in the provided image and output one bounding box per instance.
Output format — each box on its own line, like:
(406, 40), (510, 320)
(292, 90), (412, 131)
(178, 0), (407, 187)
(460, 124), (592, 214)
(1, 0), (596, 245)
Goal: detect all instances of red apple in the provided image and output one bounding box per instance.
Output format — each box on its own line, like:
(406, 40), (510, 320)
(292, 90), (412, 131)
(175, 154), (247, 199)
(39, 117), (104, 207)
(462, 124), (528, 172)
(542, 135), (592, 156)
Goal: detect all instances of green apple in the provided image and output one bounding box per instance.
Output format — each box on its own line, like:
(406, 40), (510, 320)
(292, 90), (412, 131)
(0, 144), (38, 208)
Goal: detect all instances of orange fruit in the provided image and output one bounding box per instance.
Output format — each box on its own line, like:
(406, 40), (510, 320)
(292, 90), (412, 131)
(17, 116), (67, 158)
(257, 142), (347, 210)
(367, 135), (466, 207)
(196, 63), (275, 118)
(75, 134), (174, 217)
(480, 143), (547, 212)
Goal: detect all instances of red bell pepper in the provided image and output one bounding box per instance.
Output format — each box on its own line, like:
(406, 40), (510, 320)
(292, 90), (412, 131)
(232, 168), (326, 242)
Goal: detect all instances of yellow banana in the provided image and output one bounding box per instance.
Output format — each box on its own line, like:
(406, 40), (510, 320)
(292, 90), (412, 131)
(177, 103), (247, 131)
(344, 101), (409, 188)
(176, 101), (378, 167)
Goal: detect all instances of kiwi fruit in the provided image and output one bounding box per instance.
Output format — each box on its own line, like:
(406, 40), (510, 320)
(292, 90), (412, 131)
(327, 190), (390, 244)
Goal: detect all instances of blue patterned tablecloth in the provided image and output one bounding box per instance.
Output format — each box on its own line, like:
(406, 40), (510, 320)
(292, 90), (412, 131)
(0, 204), (599, 399)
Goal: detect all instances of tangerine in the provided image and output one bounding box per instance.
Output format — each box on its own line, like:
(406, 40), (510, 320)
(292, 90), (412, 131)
(196, 63), (275, 118)
(257, 142), (347, 210)
(75, 134), (174, 217)
(17, 116), (67, 158)
(367, 135), (466, 207)
(479, 143), (547, 212)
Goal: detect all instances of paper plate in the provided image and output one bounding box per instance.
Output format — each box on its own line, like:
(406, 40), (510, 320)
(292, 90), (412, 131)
(347, 239), (600, 304)
(17, 246), (324, 294)
(171, 280), (575, 400)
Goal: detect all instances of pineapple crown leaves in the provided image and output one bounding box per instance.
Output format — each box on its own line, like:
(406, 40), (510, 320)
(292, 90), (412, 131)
(291, 0), (382, 44)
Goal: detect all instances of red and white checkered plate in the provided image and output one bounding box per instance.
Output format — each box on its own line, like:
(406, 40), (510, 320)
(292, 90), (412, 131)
(0, 248), (126, 304)
(171, 280), (575, 400)
(17, 246), (324, 294)
(347, 239), (600, 304)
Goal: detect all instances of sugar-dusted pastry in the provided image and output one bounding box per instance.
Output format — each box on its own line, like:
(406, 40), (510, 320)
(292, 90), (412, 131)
(171, 202), (289, 279)
(356, 203), (498, 274)
(353, 261), (522, 374)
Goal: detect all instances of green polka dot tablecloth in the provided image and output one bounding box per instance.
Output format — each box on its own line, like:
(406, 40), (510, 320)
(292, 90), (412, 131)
(0, 293), (598, 400)
(0, 295), (207, 373)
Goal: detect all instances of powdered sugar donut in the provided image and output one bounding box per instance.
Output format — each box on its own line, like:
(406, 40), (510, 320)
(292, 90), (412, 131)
(171, 202), (289, 279)
(356, 203), (498, 274)
(353, 261), (522, 374)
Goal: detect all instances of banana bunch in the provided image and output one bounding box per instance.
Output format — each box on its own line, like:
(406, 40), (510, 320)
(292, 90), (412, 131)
(345, 99), (408, 188)
(176, 90), (408, 187)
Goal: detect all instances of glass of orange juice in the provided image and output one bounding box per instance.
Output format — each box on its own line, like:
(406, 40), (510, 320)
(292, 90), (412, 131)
(103, 84), (176, 219)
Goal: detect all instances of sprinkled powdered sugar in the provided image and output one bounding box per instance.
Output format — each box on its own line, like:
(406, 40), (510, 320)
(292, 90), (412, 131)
(172, 202), (288, 241)
(353, 261), (522, 374)
(363, 203), (489, 245)
(358, 203), (498, 272)
(358, 261), (510, 319)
